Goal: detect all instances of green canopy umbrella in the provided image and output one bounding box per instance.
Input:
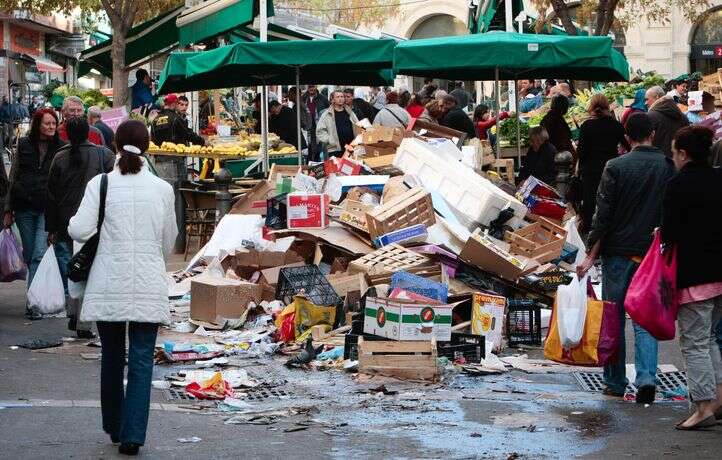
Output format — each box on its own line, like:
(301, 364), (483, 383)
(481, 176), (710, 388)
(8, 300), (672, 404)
(393, 31), (629, 82)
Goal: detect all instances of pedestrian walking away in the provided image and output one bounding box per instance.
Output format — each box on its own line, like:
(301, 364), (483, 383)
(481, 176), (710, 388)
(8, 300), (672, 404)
(68, 120), (177, 456)
(3, 108), (65, 320)
(578, 113), (675, 404)
(576, 94), (628, 234)
(661, 125), (722, 430)
(45, 116), (115, 338)
(645, 86), (689, 158)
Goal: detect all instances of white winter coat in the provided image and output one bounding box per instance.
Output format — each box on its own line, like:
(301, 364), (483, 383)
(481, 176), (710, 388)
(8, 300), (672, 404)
(68, 161), (177, 325)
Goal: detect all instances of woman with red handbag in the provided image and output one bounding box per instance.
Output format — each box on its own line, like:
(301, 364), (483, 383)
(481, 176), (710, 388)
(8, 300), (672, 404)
(662, 125), (722, 430)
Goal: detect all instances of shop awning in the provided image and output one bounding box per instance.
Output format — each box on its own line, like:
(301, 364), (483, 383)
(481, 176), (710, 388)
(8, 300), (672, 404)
(157, 51), (203, 94)
(468, 0), (524, 34)
(78, 6), (183, 77)
(393, 31), (629, 81)
(228, 22), (312, 43)
(179, 38), (396, 89)
(33, 55), (65, 73)
(177, 0), (274, 46)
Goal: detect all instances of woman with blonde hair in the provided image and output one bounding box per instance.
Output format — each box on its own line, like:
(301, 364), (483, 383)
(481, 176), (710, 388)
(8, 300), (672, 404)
(576, 93), (628, 234)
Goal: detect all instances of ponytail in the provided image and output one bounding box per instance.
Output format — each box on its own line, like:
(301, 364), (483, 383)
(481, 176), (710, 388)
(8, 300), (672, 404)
(65, 116), (90, 167)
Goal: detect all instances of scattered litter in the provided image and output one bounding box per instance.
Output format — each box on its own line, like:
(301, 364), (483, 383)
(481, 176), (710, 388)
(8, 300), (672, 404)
(152, 381), (171, 390)
(19, 339), (62, 350)
(283, 426), (309, 432)
(80, 353), (101, 360)
(217, 398), (253, 412)
(570, 411), (584, 415)
(177, 437), (202, 443)
(9, 346), (18, 350)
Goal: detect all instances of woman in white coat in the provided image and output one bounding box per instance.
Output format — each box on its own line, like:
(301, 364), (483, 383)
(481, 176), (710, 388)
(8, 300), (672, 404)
(68, 120), (177, 456)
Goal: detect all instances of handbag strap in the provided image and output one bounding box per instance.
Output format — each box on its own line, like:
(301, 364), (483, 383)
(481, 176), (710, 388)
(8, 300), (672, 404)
(97, 173), (108, 233)
(383, 107), (408, 129)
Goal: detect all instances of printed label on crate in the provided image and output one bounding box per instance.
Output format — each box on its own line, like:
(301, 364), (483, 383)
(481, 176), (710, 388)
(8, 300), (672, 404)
(288, 205), (308, 220)
(478, 234), (525, 268)
(339, 211), (368, 231)
(471, 293), (506, 351)
(338, 158), (362, 176)
(363, 297), (452, 341)
(374, 224), (428, 247)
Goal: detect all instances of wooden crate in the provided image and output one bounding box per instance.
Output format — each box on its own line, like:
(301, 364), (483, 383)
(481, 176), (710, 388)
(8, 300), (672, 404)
(492, 159), (515, 184)
(367, 264), (442, 285)
(504, 215), (567, 264)
(366, 187), (436, 240)
(348, 244), (431, 275)
(337, 200), (374, 233)
(358, 337), (438, 382)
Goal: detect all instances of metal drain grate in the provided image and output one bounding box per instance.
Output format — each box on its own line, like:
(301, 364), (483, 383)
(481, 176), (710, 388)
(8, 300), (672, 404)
(242, 387), (292, 401)
(163, 387), (196, 402)
(574, 370), (687, 393)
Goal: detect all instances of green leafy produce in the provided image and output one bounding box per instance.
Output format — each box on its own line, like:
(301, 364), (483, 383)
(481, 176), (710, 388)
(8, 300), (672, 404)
(499, 115), (529, 147)
(51, 85), (110, 109)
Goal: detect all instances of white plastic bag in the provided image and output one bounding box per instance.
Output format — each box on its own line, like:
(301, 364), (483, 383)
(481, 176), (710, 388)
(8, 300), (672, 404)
(555, 274), (588, 349)
(563, 216), (598, 278)
(27, 246), (65, 315)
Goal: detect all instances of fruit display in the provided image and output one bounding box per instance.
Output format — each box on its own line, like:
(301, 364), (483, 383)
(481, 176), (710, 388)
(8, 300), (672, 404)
(148, 140), (296, 157)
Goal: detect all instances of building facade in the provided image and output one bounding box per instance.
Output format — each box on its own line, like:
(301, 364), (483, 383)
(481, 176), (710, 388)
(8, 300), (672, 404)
(375, 0), (722, 79)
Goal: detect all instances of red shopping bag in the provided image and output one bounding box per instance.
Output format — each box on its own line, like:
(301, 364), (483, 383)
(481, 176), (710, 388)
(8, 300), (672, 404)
(624, 231), (678, 340)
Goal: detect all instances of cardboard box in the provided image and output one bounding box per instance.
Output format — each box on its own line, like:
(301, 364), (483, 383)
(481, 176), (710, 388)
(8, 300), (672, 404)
(338, 158), (362, 176)
(364, 297), (453, 341)
(287, 192), (330, 229)
(364, 145), (397, 157)
(471, 292), (506, 352)
(374, 224), (428, 247)
(190, 277), (262, 324)
(230, 180), (275, 215)
(408, 118), (467, 147)
(460, 230), (537, 281)
(362, 126), (406, 147)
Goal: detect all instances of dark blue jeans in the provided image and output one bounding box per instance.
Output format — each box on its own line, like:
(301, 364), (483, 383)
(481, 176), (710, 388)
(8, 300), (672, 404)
(14, 210), (47, 288)
(53, 240), (72, 296)
(602, 255), (659, 393)
(97, 321), (159, 445)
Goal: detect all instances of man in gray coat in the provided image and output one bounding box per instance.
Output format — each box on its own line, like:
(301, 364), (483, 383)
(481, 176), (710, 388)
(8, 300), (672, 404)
(645, 85), (689, 157)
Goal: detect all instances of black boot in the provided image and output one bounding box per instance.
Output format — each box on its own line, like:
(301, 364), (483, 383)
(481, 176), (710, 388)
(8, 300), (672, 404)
(25, 307), (42, 320)
(68, 315), (77, 331)
(76, 329), (96, 339)
(119, 443), (140, 456)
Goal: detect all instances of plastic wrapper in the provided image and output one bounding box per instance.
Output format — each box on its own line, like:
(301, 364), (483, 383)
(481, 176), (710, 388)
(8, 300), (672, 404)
(0, 228), (27, 282)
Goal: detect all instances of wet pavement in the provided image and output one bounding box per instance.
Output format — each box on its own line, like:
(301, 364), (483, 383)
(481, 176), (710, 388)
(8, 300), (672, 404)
(2, 278), (720, 459)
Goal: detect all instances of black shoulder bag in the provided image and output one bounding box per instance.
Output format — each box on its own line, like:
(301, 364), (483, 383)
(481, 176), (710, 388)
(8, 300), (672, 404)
(68, 173), (108, 282)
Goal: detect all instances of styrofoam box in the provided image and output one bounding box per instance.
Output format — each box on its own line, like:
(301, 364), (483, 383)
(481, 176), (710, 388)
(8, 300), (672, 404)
(394, 138), (526, 228)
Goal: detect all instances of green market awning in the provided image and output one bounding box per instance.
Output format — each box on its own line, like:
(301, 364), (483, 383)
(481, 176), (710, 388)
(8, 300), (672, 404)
(156, 52), (203, 94)
(468, 0), (524, 34)
(393, 31), (629, 82)
(177, 0), (274, 46)
(228, 23), (312, 43)
(180, 38), (396, 89)
(78, 6), (183, 77)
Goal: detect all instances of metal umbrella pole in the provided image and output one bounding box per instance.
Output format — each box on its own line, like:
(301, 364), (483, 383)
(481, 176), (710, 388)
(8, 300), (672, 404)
(495, 66), (501, 160)
(295, 66), (302, 165)
(515, 79), (521, 167)
(261, 84), (269, 174)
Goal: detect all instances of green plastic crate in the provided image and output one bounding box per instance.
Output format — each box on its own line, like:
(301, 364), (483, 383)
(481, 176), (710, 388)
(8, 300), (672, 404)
(224, 155), (303, 178)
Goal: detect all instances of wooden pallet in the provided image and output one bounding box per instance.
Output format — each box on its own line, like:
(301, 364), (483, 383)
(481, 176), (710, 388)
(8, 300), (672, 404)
(358, 338), (438, 381)
(366, 264), (442, 286)
(492, 159), (515, 184)
(366, 187), (436, 241)
(504, 215), (567, 264)
(348, 244), (431, 275)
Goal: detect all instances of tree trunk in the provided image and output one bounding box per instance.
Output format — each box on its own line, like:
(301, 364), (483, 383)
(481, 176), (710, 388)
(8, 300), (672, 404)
(595, 0), (607, 35)
(549, 0), (577, 36)
(599, 0), (620, 37)
(111, 25), (129, 108)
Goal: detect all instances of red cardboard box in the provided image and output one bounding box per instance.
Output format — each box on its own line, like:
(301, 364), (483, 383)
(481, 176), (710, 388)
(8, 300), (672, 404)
(287, 193), (330, 229)
(338, 158), (362, 176)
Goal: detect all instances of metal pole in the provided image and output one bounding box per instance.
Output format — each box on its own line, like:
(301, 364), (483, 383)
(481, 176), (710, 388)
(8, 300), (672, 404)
(514, 80), (521, 168)
(296, 67), (302, 165)
(260, 0), (269, 175)
(495, 67), (501, 160)
(504, 0), (516, 114)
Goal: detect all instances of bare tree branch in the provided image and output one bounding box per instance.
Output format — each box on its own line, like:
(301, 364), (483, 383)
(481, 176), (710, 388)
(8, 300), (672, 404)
(600, 0), (620, 36)
(549, 0), (578, 35)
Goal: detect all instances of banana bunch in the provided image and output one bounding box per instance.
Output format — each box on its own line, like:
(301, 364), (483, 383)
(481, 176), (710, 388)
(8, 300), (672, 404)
(270, 146), (298, 155)
(575, 88), (596, 108)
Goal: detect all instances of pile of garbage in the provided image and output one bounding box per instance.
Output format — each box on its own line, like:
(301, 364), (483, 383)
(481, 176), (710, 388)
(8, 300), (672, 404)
(164, 125), (595, 391)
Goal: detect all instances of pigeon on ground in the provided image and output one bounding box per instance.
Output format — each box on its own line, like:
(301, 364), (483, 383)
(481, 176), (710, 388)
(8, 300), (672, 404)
(285, 338), (324, 368)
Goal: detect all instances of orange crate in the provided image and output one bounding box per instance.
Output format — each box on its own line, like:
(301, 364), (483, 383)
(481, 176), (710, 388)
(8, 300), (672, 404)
(504, 216), (567, 264)
(365, 187), (436, 241)
(348, 244), (431, 275)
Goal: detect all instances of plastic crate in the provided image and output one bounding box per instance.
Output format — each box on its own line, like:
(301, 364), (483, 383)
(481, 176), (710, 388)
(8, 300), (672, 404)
(437, 333), (485, 364)
(275, 265), (342, 307)
(390, 271), (448, 302)
(265, 193), (288, 229)
(506, 299), (542, 347)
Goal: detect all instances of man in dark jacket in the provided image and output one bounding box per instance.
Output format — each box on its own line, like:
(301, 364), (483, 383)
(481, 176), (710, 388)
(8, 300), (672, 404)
(646, 86), (689, 158)
(302, 86), (329, 161)
(578, 113), (675, 403)
(518, 126), (557, 185)
(150, 94), (205, 146)
(449, 81), (471, 109)
(269, 100), (306, 150)
(440, 95), (476, 140)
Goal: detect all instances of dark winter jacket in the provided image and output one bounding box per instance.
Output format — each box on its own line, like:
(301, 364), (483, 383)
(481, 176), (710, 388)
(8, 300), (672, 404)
(518, 141), (557, 185)
(151, 108), (205, 146)
(45, 141), (116, 241)
(5, 136), (65, 213)
(441, 107), (476, 140)
(269, 106), (306, 149)
(647, 97), (689, 158)
(540, 111), (576, 158)
(587, 145), (675, 257)
(661, 162), (722, 289)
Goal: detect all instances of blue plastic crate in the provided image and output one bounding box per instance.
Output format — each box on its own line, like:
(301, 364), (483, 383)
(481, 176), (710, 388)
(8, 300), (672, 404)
(390, 271), (448, 302)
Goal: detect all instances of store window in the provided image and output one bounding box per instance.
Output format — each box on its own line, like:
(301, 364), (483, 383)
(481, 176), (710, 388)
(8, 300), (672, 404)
(690, 8), (722, 76)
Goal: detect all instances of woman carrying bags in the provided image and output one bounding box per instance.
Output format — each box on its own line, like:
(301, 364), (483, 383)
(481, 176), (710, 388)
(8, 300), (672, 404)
(3, 108), (65, 319)
(68, 120), (177, 455)
(661, 125), (722, 430)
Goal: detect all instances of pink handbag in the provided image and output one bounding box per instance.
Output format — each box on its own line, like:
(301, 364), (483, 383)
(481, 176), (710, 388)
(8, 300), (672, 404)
(624, 231), (678, 340)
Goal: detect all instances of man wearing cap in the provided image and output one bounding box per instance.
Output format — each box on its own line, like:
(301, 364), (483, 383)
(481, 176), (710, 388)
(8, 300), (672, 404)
(151, 94), (205, 147)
